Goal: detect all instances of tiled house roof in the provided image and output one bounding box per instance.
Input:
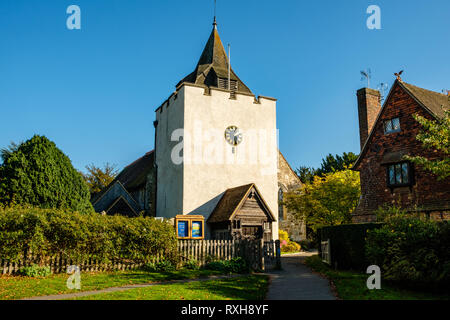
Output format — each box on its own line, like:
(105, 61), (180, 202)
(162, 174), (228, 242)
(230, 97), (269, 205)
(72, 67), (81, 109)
(401, 82), (449, 118)
(354, 80), (449, 169)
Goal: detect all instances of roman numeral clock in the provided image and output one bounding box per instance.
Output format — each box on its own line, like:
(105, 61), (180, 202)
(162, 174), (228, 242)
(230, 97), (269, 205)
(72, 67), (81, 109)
(224, 125), (242, 153)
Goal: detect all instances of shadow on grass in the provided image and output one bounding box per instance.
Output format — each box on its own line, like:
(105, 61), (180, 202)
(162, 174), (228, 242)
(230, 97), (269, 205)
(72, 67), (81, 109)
(75, 275), (269, 300)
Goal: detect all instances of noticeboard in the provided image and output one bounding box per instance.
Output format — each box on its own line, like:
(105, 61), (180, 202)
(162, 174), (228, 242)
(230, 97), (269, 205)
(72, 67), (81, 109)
(175, 215), (205, 240)
(177, 220), (189, 238)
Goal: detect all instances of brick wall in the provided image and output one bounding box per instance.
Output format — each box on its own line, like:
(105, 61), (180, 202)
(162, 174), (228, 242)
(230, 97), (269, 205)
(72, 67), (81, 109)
(353, 82), (450, 222)
(357, 88), (381, 149)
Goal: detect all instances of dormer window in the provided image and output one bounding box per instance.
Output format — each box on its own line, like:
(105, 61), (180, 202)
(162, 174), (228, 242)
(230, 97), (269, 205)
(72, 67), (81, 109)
(384, 117), (401, 134)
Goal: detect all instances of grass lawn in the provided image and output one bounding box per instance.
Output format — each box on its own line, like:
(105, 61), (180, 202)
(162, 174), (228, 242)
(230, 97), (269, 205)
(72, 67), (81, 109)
(304, 255), (450, 300)
(72, 275), (269, 300)
(0, 268), (227, 300)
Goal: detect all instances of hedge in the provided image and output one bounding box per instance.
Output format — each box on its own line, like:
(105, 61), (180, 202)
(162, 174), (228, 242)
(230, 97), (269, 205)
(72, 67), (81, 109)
(0, 207), (178, 264)
(366, 217), (450, 292)
(318, 223), (383, 270)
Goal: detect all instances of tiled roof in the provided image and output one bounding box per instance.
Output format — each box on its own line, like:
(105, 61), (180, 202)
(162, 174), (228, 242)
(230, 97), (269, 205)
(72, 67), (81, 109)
(91, 150), (154, 205)
(106, 196), (138, 217)
(400, 82), (449, 118)
(353, 80), (449, 170)
(114, 150), (154, 190)
(176, 23), (252, 94)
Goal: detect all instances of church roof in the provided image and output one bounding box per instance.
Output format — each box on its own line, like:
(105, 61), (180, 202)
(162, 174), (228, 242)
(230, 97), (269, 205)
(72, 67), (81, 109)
(114, 150), (154, 190)
(91, 150), (154, 205)
(176, 21), (252, 94)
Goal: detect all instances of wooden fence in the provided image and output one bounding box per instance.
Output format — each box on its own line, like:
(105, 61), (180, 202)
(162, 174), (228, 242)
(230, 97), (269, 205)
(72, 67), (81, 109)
(1, 239), (281, 275)
(178, 239), (281, 271)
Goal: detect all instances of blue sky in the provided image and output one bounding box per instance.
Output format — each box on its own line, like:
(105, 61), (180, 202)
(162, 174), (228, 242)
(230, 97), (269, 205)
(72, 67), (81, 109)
(0, 0), (449, 173)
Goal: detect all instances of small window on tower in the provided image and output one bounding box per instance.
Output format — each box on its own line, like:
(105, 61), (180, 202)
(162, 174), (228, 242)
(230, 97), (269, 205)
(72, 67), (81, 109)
(218, 78), (238, 91)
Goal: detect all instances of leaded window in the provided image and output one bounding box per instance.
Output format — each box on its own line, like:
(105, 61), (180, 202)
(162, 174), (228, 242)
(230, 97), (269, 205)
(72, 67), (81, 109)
(387, 162), (411, 187)
(384, 117), (401, 134)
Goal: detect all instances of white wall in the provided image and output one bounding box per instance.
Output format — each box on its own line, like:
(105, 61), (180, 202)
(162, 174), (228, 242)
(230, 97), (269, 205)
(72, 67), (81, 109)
(155, 84), (279, 240)
(155, 89), (185, 219)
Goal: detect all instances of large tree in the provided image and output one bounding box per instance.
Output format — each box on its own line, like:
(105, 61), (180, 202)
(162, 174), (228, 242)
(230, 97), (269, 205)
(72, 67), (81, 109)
(0, 135), (93, 212)
(295, 152), (358, 183)
(83, 163), (118, 194)
(316, 152), (358, 176)
(405, 108), (449, 180)
(284, 169), (360, 233)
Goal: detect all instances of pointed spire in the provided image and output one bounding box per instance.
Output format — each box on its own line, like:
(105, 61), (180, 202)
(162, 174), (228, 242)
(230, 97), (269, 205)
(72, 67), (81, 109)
(176, 20), (252, 94)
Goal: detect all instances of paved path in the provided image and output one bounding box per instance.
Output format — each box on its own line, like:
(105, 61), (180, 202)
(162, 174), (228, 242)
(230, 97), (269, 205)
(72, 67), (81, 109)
(266, 252), (336, 300)
(22, 274), (244, 300)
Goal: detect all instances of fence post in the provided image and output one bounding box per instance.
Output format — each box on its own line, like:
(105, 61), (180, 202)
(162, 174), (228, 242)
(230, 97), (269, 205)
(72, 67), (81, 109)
(259, 238), (265, 272)
(275, 240), (281, 269)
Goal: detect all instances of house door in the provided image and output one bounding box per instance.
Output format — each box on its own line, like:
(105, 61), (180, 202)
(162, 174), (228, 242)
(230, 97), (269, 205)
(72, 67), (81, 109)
(242, 226), (262, 240)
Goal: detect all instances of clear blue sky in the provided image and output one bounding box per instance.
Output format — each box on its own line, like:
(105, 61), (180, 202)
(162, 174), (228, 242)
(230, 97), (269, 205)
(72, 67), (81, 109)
(0, 0), (449, 173)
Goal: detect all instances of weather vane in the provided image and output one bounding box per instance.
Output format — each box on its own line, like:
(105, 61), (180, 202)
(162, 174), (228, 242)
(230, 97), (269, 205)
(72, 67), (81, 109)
(213, 0), (217, 25)
(394, 70), (404, 81)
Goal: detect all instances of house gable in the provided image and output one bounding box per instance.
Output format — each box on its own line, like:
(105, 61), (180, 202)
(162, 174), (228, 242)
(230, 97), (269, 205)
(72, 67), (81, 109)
(354, 80), (449, 170)
(352, 80), (450, 221)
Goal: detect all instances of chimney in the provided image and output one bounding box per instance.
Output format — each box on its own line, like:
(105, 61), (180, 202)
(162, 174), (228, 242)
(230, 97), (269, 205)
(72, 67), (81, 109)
(356, 88), (381, 149)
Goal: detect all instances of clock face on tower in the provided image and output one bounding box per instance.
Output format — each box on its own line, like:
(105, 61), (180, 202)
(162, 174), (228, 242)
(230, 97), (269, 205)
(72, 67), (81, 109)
(224, 126), (243, 146)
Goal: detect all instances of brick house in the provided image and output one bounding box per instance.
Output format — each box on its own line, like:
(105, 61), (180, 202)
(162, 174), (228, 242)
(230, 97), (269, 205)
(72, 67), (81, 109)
(352, 78), (450, 222)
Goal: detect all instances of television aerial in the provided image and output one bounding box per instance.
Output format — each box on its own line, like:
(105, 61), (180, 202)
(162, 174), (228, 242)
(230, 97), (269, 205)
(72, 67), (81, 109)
(377, 82), (389, 102)
(360, 69), (372, 88)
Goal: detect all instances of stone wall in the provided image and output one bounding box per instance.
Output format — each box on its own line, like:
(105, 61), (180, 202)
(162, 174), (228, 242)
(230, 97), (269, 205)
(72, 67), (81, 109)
(277, 151), (306, 241)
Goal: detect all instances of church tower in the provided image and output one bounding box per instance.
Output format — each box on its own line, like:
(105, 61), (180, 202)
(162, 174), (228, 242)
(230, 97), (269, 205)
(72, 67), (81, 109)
(154, 19), (279, 240)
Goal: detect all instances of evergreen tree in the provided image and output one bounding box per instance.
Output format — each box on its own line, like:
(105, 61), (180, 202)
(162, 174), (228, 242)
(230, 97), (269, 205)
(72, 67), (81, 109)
(0, 135), (93, 212)
(316, 152), (358, 176)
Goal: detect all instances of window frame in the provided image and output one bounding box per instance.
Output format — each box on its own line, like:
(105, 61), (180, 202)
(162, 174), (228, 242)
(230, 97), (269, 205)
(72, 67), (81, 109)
(384, 117), (401, 134)
(386, 161), (413, 188)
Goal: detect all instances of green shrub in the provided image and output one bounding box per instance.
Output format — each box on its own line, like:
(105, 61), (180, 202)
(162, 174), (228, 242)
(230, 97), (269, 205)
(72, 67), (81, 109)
(183, 258), (200, 270)
(142, 259), (176, 272)
(366, 216), (450, 292)
(318, 223), (383, 270)
(204, 257), (249, 274)
(0, 207), (178, 264)
(0, 135), (93, 213)
(18, 264), (51, 277)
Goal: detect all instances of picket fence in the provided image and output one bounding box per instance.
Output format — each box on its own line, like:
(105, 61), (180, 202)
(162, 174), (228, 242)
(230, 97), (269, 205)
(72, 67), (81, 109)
(1, 239), (281, 275)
